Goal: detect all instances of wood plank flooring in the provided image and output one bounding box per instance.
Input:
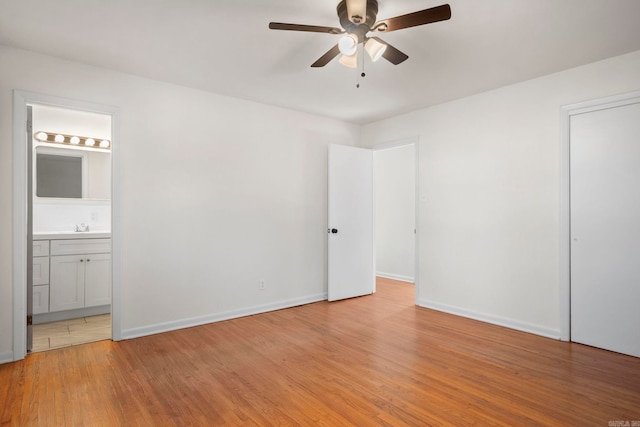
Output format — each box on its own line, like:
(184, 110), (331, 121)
(1, 277), (639, 426)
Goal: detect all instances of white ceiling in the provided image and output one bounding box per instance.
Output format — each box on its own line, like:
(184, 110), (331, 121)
(2, 0), (640, 124)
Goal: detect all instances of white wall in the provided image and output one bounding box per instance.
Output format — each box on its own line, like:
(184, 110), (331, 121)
(374, 145), (415, 282)
(361, 49), (640, 338)
(0, 45), (360, 361)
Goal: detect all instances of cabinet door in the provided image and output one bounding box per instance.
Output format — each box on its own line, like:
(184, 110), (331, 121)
(50, 255), (85, 312)
(33, 285), (50, 314)
(33, 256), (50, 285)
(84, 253), (111, 307)
(33, 240), (50, 257)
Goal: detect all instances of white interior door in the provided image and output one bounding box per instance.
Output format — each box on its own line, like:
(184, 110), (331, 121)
(570, 100), (640, 358)
(328, 144), (374, 301)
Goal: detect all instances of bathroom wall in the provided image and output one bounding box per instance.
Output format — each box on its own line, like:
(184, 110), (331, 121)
(32, 202), (111, 232)
(32, 105), (111, 233)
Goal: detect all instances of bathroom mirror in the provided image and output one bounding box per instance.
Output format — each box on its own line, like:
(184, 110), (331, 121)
(35, 146), (111, 200)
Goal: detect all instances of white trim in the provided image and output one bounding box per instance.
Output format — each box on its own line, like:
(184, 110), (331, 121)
(12, 91), (121, 362)
(12, 91), (28, 362)
(418, 299), (561, 340)
(0, 351), (14, 365)
(559, 104), (571, 342)
(376, 272), (415, 283)
(371, 137), (417, 152)
(122, 293), (327, 340)
(110, 107), (123, 341)
(371, 137), (420, 303)
(559, 89), (640, 343)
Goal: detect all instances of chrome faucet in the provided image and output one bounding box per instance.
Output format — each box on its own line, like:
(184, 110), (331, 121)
(74, 223), (90, 232)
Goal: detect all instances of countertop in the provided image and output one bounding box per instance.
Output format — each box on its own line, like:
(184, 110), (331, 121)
(33, 231), (111, 240)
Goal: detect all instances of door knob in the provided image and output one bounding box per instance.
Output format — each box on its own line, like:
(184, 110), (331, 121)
(331, 228), (338, 234)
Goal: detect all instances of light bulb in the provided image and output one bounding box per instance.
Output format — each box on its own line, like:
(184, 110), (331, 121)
(54, 134), (65, 143)
(100, 140), (110, 148)
(70, 136), (80, 144)
(36, 132), (48, 141)
(338, 34), (358, 56)
(85, 138), (95, 146)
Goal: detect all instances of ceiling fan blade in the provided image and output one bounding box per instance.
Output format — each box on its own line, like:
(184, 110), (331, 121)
(373, 4), (451, 33)
(311, 44), (341, 67)
(371, 37), (409, 65)
(346, 0), (367, 24)
(269, 22), (343, 34)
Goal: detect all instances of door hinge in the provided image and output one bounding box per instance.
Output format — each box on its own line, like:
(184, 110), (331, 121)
(27, 315), (33, 326)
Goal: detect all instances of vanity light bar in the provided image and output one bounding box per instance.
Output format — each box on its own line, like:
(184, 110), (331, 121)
(34, 131), (111, 150)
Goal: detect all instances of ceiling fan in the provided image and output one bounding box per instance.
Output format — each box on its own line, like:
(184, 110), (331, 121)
(269, 0), (451, 68)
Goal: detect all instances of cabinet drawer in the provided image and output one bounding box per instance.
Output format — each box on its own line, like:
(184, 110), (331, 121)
(50, 238), (111, 256)
(33, 240), (50, 257)
(33, 285), (50, 314)
(33, 256), (50, 285)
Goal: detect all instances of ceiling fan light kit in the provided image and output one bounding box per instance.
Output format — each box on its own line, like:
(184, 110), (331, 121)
(269, 0), (451, 70)
(339, 52), (359, 68)
(338, 34), (358, 56)
(364, 37), (386, 62)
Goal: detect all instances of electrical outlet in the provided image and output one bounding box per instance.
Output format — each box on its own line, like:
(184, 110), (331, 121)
(259, 279), (265, 290)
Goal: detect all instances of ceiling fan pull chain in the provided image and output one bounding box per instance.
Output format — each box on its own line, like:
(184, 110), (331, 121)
(357, 45), (366, 89)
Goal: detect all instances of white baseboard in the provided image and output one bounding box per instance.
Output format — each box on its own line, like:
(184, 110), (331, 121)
(122, 293), (327, 340)
(0, 350), (14, 364)
(417, 298), (561, 340)
(376, 272), (415, 283)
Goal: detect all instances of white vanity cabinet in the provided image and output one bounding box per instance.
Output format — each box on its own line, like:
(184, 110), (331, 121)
(48, 238), (112, 313)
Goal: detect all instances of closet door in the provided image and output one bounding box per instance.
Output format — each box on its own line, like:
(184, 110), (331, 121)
(570, 100), (640, 358)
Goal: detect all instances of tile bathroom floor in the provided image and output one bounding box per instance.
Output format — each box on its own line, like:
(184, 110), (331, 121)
(31, 314), (111, 352)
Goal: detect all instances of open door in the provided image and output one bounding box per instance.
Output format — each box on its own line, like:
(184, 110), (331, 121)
(328, 144), (374, 301)
(26, 105), (33, 352)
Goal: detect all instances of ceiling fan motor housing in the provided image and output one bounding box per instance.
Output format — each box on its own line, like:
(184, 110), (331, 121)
(337, 0), (379, 42)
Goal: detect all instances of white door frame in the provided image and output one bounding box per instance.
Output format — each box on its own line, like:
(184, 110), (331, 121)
(559, 89), (640, 342)
(12, 90), (122, 361)
(372, 137), (420, 303)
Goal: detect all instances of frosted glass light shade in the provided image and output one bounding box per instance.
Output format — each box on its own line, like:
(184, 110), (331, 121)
(339, 53), (358, 68)
(338, 34), (358, 56)
(365, 38), (387, 62)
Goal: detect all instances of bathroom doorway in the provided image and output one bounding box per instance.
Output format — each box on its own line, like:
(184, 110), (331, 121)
(373, 142), (417, 286)
(28, 103), (113, 353)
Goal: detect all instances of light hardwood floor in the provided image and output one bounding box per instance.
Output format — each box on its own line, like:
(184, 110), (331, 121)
(31, 314), (111, 352)
(2, 278), (639, 425)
